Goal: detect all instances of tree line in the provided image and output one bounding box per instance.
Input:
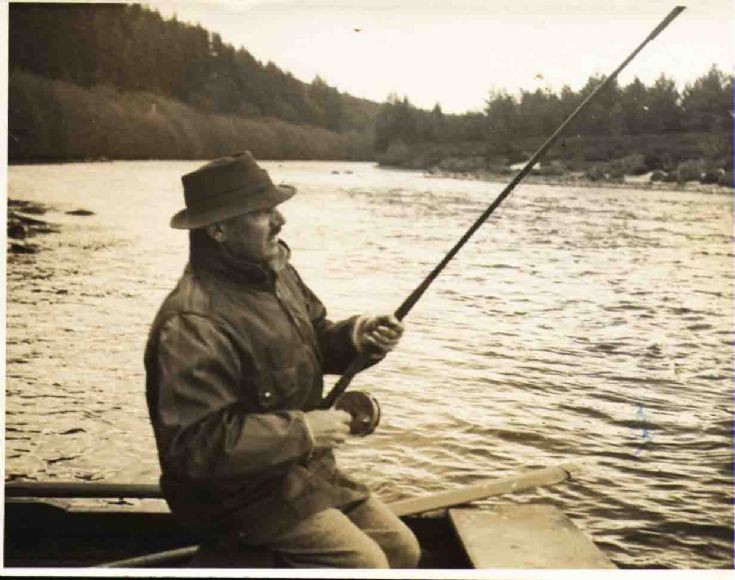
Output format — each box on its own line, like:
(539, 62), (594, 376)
(374, 66), (733, 184)
(375, 66), (732, 148)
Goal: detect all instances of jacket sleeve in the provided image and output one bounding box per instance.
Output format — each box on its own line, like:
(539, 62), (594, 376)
(150, 313), (315, 481)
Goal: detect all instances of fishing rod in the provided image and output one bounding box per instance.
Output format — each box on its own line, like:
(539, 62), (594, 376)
(324, 6), (686, 427)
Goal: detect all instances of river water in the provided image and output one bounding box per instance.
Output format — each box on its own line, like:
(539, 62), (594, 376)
(5, 160), (733, 569)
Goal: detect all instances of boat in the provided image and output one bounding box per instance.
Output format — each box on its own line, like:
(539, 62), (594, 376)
(4, 464), (615, 569)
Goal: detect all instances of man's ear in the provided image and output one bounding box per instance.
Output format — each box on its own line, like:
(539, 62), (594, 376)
(206, 222), (226, 243)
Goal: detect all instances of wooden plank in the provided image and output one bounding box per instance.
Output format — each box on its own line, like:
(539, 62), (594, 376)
(389, 464), (579, 517)
(449, 504), (616, 569)
(5, 481), (162, 499)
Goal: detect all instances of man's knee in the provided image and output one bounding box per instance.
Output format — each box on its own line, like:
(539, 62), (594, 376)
(383, 527), (421, 569)
(345, 539), (390, 569)
(277, 536), (389, 568)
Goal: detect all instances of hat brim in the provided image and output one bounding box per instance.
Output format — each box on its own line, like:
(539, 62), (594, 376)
(170, 184), (296, 230)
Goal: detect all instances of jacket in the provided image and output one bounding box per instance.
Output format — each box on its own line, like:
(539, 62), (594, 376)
(144, 238), (370, 542)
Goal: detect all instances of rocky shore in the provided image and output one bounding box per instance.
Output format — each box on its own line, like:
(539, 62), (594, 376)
(7, 199), (59, 254)
(7, 199), (95, 254)
(423, 168), (734, 195)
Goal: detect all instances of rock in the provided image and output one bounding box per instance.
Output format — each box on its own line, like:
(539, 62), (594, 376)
(8, 242), (40, 254)
(66, 209), (95, 216)
(7, 220), (27, 240)
(10, 211), (50, 227)
(59, 428), (85, 435)
(7, 199), (60, 249)
(8, 199), (47, 215)
(7, 209), (60, 243)
(33, 225), (62, 234)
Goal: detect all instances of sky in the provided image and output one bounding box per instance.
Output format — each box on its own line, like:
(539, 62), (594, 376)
(129, 1), (731, 112)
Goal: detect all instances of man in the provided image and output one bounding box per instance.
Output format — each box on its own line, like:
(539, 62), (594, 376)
(145, 151), (420, 568)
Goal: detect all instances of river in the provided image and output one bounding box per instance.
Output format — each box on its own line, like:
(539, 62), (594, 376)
(5, 160), (733, 569)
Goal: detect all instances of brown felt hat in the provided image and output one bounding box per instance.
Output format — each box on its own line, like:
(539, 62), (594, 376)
(170, 151), (296, 229)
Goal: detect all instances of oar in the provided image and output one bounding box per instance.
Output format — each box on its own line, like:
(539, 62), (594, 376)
(88, 463), (579, 568)
(388, 462), (579, 517)
(322, 6), (686, 409)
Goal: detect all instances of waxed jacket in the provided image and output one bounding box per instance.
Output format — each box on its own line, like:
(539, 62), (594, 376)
(144, 238), (369, 542)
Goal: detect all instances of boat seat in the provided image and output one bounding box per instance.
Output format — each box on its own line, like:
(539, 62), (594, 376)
(449, 504), (616, 569)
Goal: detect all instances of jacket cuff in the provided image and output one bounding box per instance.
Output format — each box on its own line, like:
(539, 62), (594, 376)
(295, 411), (316, 458)
(351, 315), (370, 352)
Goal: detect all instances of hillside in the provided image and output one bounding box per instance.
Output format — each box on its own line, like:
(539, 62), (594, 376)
(8, 3), (379, 162)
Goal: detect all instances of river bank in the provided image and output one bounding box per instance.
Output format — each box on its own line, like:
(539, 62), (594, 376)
(7, 198), (95, 255)
(423, 167), (734, 195)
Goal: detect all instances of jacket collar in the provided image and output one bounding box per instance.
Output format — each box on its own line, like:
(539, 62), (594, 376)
(190, 236), (290, 287)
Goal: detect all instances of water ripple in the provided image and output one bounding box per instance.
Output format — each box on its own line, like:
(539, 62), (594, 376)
(6, 161), (733, 569)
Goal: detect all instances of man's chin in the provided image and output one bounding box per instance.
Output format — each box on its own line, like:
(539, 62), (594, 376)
(264, 238), (283, 260)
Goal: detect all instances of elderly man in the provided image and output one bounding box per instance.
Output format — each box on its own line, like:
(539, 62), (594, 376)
(144, 152), (420, 569)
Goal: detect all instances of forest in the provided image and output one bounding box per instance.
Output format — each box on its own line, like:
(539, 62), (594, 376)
(8, 3), (733, 187)
(374, 67), (733, 186)
(8, 3), (377, 161)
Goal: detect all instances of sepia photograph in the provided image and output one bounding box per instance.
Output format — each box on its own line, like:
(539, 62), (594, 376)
(3, 0), (733, 575)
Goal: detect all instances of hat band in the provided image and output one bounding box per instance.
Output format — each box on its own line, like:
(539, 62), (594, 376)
(187, 181), (271, 212)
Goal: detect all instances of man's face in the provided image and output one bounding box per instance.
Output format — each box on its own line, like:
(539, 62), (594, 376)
(216, 206), (286, 263)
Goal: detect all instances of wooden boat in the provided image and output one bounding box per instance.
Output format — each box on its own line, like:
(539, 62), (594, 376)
(4, 464), (615, 569)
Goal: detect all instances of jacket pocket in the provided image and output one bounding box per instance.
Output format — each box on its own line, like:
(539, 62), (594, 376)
(257, 366), (299, 410)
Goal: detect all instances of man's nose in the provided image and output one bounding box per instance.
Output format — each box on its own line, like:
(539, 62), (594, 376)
(272, 208), (286, 227)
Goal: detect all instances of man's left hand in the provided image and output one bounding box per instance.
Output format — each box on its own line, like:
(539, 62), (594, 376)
(354, 314), (404, 358)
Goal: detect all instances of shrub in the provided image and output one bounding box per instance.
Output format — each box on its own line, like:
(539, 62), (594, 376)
(676, 159), (704, 183)
(643, 153), (663, 171)
(619, 153), (648, 175)
(584, 164), (607, 181)
(661, 172), (678, 183)
(438, 156), (486, 173)
(700, 169), (723, 184)
(377, 140), (412, 166)
(718, 170), (733, 188)
(505, 146), (527, 164)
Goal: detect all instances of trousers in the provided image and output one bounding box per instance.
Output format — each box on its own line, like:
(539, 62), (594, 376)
(191, 495), (421, 569)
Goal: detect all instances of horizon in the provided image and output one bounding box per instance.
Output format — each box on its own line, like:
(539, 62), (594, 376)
(150, 0), (734, 113)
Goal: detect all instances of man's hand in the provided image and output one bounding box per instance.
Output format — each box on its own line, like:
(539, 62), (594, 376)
(354, 314), (405, 359)
(304, 409), (352, 449)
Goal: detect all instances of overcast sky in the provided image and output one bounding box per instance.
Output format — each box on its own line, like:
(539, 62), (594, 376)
(151, 0), (733, 113)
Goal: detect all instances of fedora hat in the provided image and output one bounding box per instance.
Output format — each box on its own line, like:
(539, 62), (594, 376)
(170, 151), (296, 229)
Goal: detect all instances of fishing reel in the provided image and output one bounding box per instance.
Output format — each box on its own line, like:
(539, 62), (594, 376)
(334, 391), (381, 437)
